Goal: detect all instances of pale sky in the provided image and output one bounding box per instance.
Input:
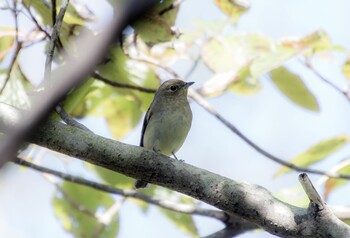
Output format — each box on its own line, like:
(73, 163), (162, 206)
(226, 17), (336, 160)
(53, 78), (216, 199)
(1, 0), (350, 237)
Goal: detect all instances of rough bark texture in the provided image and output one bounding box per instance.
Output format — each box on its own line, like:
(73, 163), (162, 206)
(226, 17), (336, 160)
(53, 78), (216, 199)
(26, 120), (350, 238)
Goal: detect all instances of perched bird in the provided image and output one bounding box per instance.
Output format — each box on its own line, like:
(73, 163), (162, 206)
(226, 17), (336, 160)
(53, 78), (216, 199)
(134, 79), (194, 189)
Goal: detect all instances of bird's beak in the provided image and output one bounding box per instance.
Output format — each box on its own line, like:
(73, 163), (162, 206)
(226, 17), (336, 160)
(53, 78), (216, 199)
(185, 82), (194, 88)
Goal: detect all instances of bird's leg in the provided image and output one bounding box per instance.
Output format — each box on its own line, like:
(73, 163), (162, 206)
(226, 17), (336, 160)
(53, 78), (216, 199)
(172, 152), (184, 162)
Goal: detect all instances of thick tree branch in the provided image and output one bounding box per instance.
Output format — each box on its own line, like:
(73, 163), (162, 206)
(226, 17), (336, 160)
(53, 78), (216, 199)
(19, 119), (349, 237)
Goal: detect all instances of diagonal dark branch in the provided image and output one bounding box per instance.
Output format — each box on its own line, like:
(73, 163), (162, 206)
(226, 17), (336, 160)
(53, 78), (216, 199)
(91, 72), (156, 93)
(12, 1), (19, 42)
(22, 4), (51, 39)
(0, 42), (22, 94)
(14, 157), (229, 223)
(302, 58), (350, 100)
(0, 2), (23, 94)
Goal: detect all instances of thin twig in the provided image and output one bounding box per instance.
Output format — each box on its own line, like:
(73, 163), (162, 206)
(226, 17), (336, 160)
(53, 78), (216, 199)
(132, 57), (180, 78)
(302, 58), (350, 100)
(13, 158), (229, 222)
(0, 1), (23, 94)
(92, 72), (156, 93)
(44, 0), (69, 82)
(184, 55), (201, 80)
(12, 1), (19, 42)
(0, 42), (22, 94)
(55, 184), (97, 217)
(55, 104), (93, 132)
(22, 4), (51, 39)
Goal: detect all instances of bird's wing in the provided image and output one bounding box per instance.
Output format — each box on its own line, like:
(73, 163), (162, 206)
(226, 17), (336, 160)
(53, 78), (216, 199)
(140, 105), (153, 147)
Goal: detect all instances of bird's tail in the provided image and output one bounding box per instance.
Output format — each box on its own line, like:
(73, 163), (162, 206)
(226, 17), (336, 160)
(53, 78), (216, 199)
(134, 180), (148, 189)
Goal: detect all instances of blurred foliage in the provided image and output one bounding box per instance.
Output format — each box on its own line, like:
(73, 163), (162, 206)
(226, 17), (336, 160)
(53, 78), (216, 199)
(1, 0), (350, 237)
(275, 135), (350, 176)
(214, 0), (250, 23)
(324, 159), (350, 199)
(53, 182), (119, 238)
(132, 0), (179, 45)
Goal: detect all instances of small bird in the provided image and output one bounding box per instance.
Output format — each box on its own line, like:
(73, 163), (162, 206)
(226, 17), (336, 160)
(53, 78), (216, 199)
(134, 79), (194, 189)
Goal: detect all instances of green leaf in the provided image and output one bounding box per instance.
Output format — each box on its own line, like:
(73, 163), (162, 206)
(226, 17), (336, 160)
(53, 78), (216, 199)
(250, 47), (297, 78)
(270, 67), (319, 111)
(155, 189), (198, 237)
(0, 32), (14, 63)
(198, 71), (237, 97)
(22, 0), (52, 25)
(53, 182), (119, 238)
(274, 185), (308, 208)
(342, 58), (350, 81)
(89, 164), (134, 189)
(87, 86), (143, 139)
(132, 0), (179, 45)
(198, 64), (261, 97)
(324, 159), (350, 199)
(160, 208), (198, 237)
(214, 0), (250, 23)
(97, 45), (159, 111)
(275, 135), (350, 176)
(229, 64), (261, 94)
(299, 30), (345, 53)
(0, 63), (31, 109)
(63, 4), (88, 25)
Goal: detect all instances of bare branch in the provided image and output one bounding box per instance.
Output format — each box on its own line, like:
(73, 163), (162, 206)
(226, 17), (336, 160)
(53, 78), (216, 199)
(22, 4), (51, 39)
(91, 72), (156, 93)
(12, 1), (19, 42)
(44, 0), (69, 82)
(302, 58), (350, 100)
(13, 157), (229, 223)
(184, 54), (201, 80)
(0, 2), (23, 94)
(0, 42), (22, 94)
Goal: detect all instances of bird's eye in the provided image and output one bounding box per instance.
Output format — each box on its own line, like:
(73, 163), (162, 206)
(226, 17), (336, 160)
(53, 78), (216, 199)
(170, 85), (178, 91)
